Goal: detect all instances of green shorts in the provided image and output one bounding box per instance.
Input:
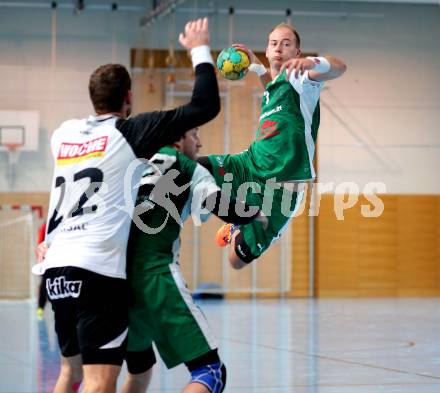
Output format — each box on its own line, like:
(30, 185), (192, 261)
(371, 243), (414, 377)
(208, 153), (302, 259)
(127, 262), (216, 369)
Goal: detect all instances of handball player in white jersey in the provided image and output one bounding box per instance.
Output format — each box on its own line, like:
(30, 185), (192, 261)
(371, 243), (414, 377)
(34, 18), (220, 393)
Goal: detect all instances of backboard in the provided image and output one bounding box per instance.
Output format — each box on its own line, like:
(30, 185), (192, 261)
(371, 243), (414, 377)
(0, 111), (39, 152)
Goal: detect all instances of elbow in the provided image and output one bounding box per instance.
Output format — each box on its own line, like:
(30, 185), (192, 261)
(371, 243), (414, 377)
(207, 95), (221, 119)
(341, 62), (348, 74)
(204, 74), (221, 120)
(198, 95), (220, 123)
(338, 62), (348, 76)
(214, 95), (221, 115)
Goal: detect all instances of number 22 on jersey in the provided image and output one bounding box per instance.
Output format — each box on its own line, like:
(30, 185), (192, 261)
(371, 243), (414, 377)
(47, 168), (104, 234)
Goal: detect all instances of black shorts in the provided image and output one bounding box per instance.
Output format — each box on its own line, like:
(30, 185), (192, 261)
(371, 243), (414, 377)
(45, 266), (128, 365)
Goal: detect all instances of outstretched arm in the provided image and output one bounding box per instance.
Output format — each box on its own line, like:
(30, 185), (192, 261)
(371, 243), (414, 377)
(117, 18), (221, 159)
(280, 55), (347, 82)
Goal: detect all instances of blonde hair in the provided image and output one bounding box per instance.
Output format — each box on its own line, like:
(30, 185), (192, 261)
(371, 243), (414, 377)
(269, 23), (301, 48)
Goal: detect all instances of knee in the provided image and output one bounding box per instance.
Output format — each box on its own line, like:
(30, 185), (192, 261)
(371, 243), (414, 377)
(229, 231), (257, 269)
(186, 350), (227, 393)
(190, 362), (227, 393)
(82, 374), (117, 393)
(70, 363), (83, 384)
(122, 369), (153, 393)
(229, 256), (246, 270)
(59, 356), (83, 388)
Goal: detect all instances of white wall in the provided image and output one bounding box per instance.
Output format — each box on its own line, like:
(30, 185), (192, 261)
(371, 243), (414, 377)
(0, 0), (439, 193)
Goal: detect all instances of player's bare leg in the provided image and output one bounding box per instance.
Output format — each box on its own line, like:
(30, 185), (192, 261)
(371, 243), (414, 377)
(121, 369), (153, 393)
(82, 364), (121, 393)
(216, 224), (247, 270)
(53, 355), (82, 393)
(228, 230), (247, 270)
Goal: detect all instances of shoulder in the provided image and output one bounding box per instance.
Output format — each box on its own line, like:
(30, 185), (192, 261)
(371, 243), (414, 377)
(117, 111), (165, 129)
(58, 118), (83, 129)
(176, 150), (197, 175)
(149, 146), (179, 172)
(157, 145), (178, 157)
(51, 118), (83, 141)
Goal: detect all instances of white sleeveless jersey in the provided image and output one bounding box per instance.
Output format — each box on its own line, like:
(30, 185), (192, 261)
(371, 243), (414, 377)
(43, 116), (141, 279)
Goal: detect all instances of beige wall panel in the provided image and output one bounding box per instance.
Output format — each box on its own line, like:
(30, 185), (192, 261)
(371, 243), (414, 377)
(291, 222), (310, 296)
(397, 196), (440, 293)
(256, 241), (282, 291)
(228, 261), (253, 292)
(197, 216), (225, 286)
(132, 71), (164, 113)
(290, 190), (312, 297)
(317, 197), (360, 296)
(179, 220), (195, 287)
(317, 195), (440, 297)
(358, 196), (398, 293)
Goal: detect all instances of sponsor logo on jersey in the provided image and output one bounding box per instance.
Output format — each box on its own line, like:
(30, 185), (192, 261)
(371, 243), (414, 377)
(259, 105), (283, 121)
(257, 120), (280, 141)
(60, 223), (87, 232)
(46, 276), (82, 299)
(57, 136), (108, 165)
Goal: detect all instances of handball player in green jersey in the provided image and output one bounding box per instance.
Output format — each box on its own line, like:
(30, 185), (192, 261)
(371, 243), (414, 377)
(200, 23), (347, 269)
(122, 127), (267, 393)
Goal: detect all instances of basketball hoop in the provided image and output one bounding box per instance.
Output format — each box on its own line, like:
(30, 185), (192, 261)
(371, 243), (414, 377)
(5, 143), (22, 167)
(3, 143), (22, 188)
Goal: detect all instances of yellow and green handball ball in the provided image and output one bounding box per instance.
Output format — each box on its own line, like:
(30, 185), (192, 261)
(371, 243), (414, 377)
(216, 47), (250, 80)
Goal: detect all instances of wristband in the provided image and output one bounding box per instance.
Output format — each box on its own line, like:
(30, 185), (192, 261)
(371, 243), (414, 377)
(307, 56), (331, 73)
(191, 45), (214, 68)
(249, 63), (267, 76)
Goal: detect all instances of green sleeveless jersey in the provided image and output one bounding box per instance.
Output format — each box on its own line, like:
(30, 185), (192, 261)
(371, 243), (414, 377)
(247, 70), (323, 182)
(128, 146), (219, 274)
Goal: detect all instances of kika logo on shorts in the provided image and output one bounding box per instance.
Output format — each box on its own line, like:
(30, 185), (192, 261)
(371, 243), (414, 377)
(57, 136), (108, 165)
(46, 276), (82, 299)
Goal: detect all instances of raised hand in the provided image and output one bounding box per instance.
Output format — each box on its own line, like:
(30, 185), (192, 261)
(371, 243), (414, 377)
(179, 17), (210, 50)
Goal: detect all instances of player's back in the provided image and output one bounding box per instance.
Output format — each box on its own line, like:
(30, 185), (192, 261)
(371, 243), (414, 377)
(44, 115), (141, 279)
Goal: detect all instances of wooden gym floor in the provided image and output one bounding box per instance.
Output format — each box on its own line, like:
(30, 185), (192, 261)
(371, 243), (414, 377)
(0, 298), (439, 393)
